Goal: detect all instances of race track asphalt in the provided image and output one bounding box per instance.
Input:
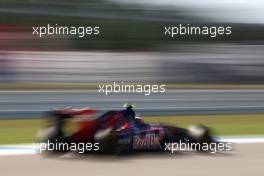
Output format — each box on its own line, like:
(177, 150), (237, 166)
(1, 89), (264, 118)
(0, 143), (263, 176)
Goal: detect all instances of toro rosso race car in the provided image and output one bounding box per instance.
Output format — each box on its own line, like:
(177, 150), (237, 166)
(37, 105), (217, 154)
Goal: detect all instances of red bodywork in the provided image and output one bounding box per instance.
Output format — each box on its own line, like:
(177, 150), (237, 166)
(52, 107), (130, 143)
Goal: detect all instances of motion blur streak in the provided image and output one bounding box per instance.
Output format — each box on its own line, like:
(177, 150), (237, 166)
(0, 0), (264, 175)
(110, 0), (264, 23)
(1, 44), (264, 83)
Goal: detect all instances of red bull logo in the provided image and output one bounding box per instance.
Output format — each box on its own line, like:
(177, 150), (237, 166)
(133, 132), (162, 150)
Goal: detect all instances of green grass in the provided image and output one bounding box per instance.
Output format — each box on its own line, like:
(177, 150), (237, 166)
(1, 114), (264, 144)
(145, 114), (264, 136)
(0, 119), (42, 144)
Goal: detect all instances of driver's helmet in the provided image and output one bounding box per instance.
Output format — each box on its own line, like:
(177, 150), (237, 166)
(123, 104), (136, 121)
(123, 104), (134, 110)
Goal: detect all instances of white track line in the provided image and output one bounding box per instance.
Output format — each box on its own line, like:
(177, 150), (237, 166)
(1, 136), (264, 156)
(0, 144), (36, 156)
(218, 136), (264, 144)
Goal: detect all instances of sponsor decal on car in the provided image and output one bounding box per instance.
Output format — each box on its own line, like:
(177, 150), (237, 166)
(133, 131), (163, 150)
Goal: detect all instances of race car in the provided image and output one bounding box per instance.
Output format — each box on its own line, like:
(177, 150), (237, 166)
(37, 105), (217, 154)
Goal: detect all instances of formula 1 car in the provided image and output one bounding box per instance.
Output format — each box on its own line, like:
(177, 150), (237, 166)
(37, 105), (217, 154)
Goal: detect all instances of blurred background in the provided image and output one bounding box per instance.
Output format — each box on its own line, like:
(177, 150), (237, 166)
(1, 0), (264, 84)
(1, 0), (264, 144)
